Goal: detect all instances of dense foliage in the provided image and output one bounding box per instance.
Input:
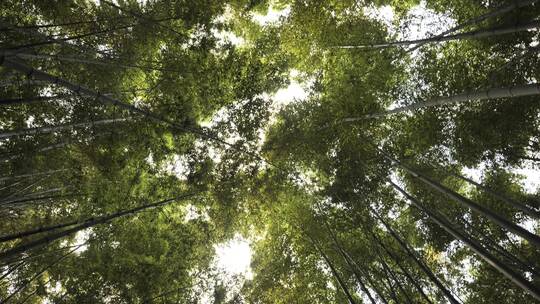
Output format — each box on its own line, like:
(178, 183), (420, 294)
(1, 0), (539, 303)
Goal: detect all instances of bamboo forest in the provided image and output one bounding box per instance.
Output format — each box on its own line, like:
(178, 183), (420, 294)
(1, 0), (540, 303)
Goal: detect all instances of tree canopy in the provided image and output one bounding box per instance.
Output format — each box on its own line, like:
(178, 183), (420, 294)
(1, 0), (539, 303)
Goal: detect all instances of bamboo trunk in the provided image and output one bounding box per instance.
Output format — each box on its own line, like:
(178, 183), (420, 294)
(322, 220), (378, 304)
(448, 170), (540, 219)
(0, 118), (128, 140)
(371, 231), (434, 304)
(389, 181), (540, 300)
(369, 206), (462, 304)
(10, 52), (175, 73)
(0, 95), (65, 106)
(1, 245), (79, 303)
(0, 193), (197, 263)
(307, 233), (358, 304)
(381, 152), (540, 248)
(333, 21), (540, 49)
(0, 169), (66, 183)
(344, 83), (540, 121)
(0, 56), (260, 162)
(408, 0), (540, 52)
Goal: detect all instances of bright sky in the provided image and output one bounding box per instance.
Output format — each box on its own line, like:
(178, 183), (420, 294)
(214, 235), (253, 279)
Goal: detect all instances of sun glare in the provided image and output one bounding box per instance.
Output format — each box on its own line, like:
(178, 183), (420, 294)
(214, 236), (253, 279)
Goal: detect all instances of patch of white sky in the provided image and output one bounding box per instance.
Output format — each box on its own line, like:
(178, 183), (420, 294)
(364, 1), (456, 42)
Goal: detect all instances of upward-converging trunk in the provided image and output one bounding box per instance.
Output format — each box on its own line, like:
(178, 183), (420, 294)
(380, 151), (540, 248)
(0, 169), (67, 183)
(407, 0), (540, 52)
(0, 193), (197, 263)
(368, 205), (461, 304)
(0, 118), (128, 140)
(446, 170), (540, 219)
(343, 83), (540, 121)
(1, 245), (80, 303)
(389, 181), (540, 301)
(338, 246), (390, 304)
(370, 231), (434, 304)
(10, 52), (181, 74)
(0, 57), (265, 164)
(306, 233), (358, 304)
(321, 219), (378, 304)
(333, 21), (540, 49)
(0, 95), (67, 106)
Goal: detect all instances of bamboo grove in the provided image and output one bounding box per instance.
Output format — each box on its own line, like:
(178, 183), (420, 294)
(0, 0), (539, 303)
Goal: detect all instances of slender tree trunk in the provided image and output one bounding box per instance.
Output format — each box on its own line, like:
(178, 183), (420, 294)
(0, 57), (261, 162)
(0, 218), (79, 243)
(369, 206), (462, 304)
(446, 170), (539, 219)
(378, 256), (404, 303)
(0, 142), (70, 163)
(380, 152), (540, 248)
(4, 21), (136, 53)
(306, 233), (358, 304)
(0, 169), (66, 183)
(0, 260), (24, 281)
(321, 219), (378, 304)
(473, 227), (540, 277)
(1, 187), (64, 202)
(0, 95), (65, 106)
(371, 231), (434, 304)
(0, 193), (197, 263)
(344, 250), (391, 304)
(1, 245), (79, 303)
(344, 83), (540, 121)
(389, 180), (540, 300)
(10, 52), (181, 74)
(0, 79), (50, 88)
(368, 229), (414, 304)
(333, 21), (540, 49)
(0, 118), (128, 140)
(101, 0), (185, 37)
(407, 0), (540, 52)
(1, 243), (83, 267)
(0, 16), (133, 30)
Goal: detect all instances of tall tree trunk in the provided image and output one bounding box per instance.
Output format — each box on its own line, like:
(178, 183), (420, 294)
(389, 180), (540, 300)
(380, 152), (540, 248)
(472, 227), (540, 277)
(0, 141), (70, 163)
(445, 169), (539, 219)
(407, 0), (540, 52)
(369, 205), (462, 304)
(101, 0), (185, 37)
(370, 231), (434, 304)
(378, 255), (408, 303)
(0, 118), (128, 140)
(333, 21), (540, 49)
(344, 250), (391, 304)
(321, 219), (378, 304)
(0, 260), (24, 281)
(3, 21), (136, 54)
(0, 57), (263, 163)
(0, 218), (80, 244)
(0, 95), (66, 106)
(344, 83), (540, 121)
(0, 194), (76, 208)
(1, 245), (80, 303)
(0, 169), (66, 183)
(0, 193), (197, 262)
(306, 233), (358, 304)
(10, 52), (181, 74)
